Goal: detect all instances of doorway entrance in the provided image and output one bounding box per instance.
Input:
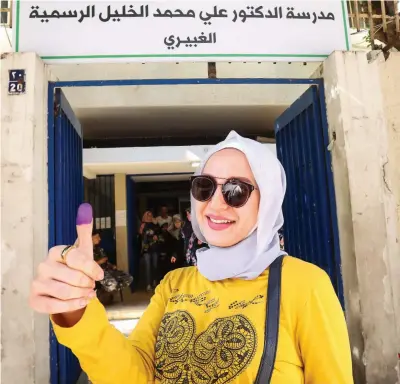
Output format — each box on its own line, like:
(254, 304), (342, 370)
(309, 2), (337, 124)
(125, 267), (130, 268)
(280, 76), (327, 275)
(47, 77), (341, 384)
(126, 173), (193, 290)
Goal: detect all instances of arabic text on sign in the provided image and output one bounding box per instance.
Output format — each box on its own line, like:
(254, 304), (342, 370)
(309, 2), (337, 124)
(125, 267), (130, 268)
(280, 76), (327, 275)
(28, 4), (335, 24)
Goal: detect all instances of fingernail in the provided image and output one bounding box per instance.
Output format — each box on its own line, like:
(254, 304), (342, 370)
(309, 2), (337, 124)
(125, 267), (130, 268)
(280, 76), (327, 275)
(76, 203), (92, 225)
(79, 298), (88, 307)
(88, 291), (96, 299)
(97, 272), (104, 281)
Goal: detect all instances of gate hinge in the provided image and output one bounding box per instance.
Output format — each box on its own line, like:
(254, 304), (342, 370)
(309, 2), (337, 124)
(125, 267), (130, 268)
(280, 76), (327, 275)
(54, 100), (61, 117)
(327, 132), (336, 152)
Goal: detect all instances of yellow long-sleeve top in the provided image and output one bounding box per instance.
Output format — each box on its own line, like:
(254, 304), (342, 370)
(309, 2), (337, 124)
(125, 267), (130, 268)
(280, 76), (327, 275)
(52, 256), (353, 384)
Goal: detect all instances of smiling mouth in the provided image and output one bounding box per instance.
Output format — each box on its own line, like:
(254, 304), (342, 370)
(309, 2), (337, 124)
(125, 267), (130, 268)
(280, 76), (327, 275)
(206, 216), (236, 231)
(208, 217), (235, 224)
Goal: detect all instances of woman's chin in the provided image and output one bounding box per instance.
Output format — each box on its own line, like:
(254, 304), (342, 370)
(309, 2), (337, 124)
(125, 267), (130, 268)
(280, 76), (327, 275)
(201, 228), (236, 248)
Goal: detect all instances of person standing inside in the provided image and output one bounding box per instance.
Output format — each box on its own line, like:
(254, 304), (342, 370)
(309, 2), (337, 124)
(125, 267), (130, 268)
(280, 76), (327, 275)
(168, 214), (184, 270)
(92, 230), (133, 305)
(181, 207), (193, 257)
(157, 221), (179, 279)
(155, 206), (172, 228)
(139, 211), (160, 292)
(185, 231), (207, 267)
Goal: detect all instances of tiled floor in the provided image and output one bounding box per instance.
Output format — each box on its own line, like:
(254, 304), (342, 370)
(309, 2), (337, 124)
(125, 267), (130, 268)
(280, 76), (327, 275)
(106, 289), (152, 321)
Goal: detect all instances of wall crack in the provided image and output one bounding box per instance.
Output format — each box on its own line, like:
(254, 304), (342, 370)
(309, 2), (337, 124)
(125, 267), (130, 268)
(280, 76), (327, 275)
(382, 160), (392, 193)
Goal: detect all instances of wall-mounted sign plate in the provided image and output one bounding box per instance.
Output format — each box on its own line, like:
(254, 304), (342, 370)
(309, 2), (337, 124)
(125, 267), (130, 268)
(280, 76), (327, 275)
(8, 69), (26, 95)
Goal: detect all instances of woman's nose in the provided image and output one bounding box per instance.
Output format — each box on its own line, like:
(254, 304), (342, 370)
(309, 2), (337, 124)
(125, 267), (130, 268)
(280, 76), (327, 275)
(209, 185), (228, 210)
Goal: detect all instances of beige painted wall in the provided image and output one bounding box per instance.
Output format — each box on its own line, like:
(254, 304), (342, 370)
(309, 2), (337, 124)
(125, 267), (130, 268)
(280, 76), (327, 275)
(323, 51), (400, 384)
(1, 53), (50, 383)
(114, 173), (129, 272)
(376, 52), (400, 376)
(377, 51), (400, 262)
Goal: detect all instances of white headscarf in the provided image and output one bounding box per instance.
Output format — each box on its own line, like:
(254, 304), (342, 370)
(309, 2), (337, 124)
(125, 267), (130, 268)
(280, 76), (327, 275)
(168, 214), (182, 240)
(191, 131), (287, 281)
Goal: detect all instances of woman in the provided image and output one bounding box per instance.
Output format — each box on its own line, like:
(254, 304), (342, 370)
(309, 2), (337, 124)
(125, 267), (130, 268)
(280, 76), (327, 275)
(168, 214), (184, 270)
(181, 208), (194, 256)
(92, 230), (133, 294)
(158, 218), (183, 279)
(185, 231), (207, 266)
(139, 211), (160, 292)
(168, 214), (183, 240)
(29, 131), (353, 383)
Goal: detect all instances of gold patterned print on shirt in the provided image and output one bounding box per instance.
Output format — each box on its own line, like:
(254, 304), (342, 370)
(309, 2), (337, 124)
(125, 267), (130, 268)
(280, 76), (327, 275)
(155, 310), (257, 383)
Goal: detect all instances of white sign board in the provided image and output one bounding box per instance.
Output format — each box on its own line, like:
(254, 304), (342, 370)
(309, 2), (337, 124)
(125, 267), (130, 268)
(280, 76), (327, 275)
(115, 210), (127, 227)
(14, 0), (350, 63)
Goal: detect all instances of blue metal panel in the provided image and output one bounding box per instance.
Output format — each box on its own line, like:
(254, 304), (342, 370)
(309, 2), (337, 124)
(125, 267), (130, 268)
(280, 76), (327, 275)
(85, 176), (116, 264)
(49, 88), (83, 384)
(52, 78), (321, 88)
(275, 85), (344, 306)
(126, 177), (138, 292)
(47, 82), (59, 384)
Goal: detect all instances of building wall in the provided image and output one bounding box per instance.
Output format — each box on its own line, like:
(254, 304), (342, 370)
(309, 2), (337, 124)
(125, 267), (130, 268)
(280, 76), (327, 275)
(377, 52), (400, 269)
(323, 51), (400, 384)
(114, 174), (129, 272)
(376, 51), (400, 379)
(1, 52), (50, 383)
(49, 61), (316, 105)
(0, 26), (12, 53)
(82, 144), (277, 177)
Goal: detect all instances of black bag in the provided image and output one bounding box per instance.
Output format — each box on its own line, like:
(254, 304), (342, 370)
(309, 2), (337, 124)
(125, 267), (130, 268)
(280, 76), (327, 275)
(254, 255), (284, 383)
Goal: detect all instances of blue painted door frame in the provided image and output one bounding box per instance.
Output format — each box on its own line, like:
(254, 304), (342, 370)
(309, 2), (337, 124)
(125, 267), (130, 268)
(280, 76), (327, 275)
(126, 176), (137, 291)
(275, 85), (343, 306)
(48, 87), (83, 384)
(47, 77), (341, 383)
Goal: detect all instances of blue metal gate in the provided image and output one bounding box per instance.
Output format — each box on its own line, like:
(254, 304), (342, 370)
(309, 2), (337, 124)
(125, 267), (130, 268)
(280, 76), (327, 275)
(84, 175), (117, 264)
(48, 87), (83, 384)
(275, 85), (343, 305)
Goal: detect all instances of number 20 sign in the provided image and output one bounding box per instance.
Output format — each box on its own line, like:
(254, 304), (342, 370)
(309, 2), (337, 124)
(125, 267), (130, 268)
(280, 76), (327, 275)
(8, 69), (26, 95)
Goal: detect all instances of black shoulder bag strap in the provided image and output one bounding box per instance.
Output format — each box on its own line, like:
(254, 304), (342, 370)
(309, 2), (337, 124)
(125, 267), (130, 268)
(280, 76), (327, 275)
(254, 255), (284, 384)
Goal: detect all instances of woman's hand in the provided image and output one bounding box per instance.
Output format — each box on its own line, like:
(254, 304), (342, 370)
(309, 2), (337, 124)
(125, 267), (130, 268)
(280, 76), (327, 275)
(97, 256), (108, 265)
(29, 203), (104, 327)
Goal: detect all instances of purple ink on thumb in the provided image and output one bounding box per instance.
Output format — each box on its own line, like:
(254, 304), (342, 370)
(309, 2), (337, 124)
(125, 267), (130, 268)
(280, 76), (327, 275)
(76, 203), (93, 225)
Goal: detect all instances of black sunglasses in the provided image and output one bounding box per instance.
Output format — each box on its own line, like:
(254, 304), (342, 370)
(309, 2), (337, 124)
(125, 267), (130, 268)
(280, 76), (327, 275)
(190, 175), (257, 208)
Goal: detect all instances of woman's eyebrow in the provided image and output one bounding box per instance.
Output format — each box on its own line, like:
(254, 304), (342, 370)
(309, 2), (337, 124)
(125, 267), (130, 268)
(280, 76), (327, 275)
(235, 176), (253, 184)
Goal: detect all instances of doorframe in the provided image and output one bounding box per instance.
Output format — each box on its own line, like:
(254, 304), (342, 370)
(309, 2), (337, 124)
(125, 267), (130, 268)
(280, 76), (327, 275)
(48, 77), (331, 247)
(47, 77), (340, 384)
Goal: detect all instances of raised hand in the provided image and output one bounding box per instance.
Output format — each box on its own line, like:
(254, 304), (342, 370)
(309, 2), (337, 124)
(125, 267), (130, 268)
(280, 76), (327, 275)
(29, 203), (104, 323)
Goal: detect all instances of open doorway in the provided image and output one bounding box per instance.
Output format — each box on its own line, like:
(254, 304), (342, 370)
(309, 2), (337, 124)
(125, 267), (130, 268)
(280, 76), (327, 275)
(129, 174), (192, 291)
(48, 77), (340, 384)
